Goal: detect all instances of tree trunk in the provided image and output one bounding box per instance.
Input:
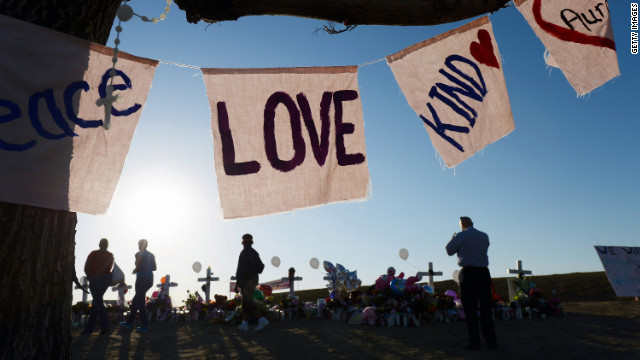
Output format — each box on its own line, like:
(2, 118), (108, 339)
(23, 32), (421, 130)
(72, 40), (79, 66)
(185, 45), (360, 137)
(0, 0), (119, 358)
(174, 0), (510, 26)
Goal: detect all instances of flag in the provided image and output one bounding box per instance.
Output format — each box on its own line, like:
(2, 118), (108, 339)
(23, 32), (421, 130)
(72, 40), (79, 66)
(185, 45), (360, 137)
(202, 66), (369, 219)
(387, 16), (514, 168)
(515, 0), (619, 95)
(0, 14), (158, 214)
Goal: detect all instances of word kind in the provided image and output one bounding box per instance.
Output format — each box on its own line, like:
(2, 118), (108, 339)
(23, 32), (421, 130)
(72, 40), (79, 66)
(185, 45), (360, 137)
(419, 55), (487, 152)
(0, 70), (140, 152)
(216, 90), (365, 175)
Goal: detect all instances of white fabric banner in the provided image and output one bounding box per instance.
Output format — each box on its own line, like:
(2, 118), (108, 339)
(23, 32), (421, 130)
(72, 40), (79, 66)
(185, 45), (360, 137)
(0, 14), (158, 214)
(202, 66), (370, 219)
(515, 0), (619, 95)
(594, 246), (640, 297)
(387, 17), (514, 168)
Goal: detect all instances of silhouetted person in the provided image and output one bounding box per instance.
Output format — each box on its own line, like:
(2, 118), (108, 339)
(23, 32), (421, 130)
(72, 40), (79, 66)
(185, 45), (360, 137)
(81, 238), (114, 335)
(446, 217), (497, 350)
(120, 239), (156, 332)
(234, 233), (269, 331)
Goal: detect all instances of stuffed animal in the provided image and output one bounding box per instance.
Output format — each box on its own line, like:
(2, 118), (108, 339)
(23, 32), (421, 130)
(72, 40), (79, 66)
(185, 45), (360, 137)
(361, 306), (377, 326)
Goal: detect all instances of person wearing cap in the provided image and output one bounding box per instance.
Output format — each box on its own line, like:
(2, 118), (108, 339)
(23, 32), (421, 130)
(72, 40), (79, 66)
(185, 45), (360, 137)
(120, 239), (156, 332)
(81, 238), (114, 335)
(234, 233), (269, 331)
(446, 217), (497, 350)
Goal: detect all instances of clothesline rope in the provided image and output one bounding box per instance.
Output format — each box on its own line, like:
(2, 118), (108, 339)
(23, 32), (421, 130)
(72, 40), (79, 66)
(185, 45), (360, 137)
(157, 57), (388, 71)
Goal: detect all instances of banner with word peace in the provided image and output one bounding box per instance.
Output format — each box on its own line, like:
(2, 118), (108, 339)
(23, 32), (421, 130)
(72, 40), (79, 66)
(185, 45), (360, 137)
(202, 66), (370, 219)
(0, 14), (157, 214)
(387, 17), (514, 168)
(515, 0), (619, 95)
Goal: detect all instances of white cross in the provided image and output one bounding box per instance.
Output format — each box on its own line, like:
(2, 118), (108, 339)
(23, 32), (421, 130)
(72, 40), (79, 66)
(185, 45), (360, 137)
(156, 274), (178, 297)
(282, 275), (303, 298)
(95, 83), (123, 130)
(508, 260), (532, 276)
(111, 283), (132, 307)
(417, 262), (443, 289)
(197, 267), (219, 303)
(75, 276), (89, 304)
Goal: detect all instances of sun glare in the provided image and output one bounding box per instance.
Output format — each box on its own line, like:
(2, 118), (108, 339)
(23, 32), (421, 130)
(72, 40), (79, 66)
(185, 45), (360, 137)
(118, 179), (195, 238)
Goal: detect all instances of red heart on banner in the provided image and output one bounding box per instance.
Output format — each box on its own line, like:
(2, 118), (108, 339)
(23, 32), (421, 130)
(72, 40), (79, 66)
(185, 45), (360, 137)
(470, 29), (500, 69)
(531, 0), (615, 50)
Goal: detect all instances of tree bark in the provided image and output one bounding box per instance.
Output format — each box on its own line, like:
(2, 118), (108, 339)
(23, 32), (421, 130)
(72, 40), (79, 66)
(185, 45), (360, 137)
(0, 0), (119, 358)
(174, 0), (510, 26)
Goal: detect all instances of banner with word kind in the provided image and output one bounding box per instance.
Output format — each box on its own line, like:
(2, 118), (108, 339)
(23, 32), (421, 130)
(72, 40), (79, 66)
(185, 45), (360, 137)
(594, 246), (640, 297)
(387, 17), (514, 168)
(515, 0), (619, 95)
(0, 14), (157, 214)
(202, 67), (370, 219)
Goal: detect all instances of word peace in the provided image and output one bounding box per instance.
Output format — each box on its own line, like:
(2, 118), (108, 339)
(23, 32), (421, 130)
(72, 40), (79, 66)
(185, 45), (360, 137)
(216, 90), (365, 175)
(0, 69), (140, 152)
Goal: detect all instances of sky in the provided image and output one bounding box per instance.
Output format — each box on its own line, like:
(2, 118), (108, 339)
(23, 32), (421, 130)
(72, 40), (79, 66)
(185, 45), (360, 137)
(73, 1), (639, 306)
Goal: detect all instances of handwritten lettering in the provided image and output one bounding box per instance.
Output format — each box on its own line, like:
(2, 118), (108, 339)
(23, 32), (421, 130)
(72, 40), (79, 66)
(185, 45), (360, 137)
(560, 3), (609, 32)
(419, 55), (487, 152)
(217, 90), (364, 176)
(0, 69), (141, 152)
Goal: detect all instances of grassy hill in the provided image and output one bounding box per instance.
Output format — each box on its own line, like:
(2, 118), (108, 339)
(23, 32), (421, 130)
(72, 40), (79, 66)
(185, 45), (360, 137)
(288, 271), (619, 303)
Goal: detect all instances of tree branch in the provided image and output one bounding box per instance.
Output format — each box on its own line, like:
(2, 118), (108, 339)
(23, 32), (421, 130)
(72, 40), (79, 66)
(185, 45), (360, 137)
(174, 0), (510, 26)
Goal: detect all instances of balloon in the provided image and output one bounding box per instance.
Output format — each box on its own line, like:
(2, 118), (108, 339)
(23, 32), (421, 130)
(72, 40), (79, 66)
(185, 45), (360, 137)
(422, 285), (435, 295)
(452, 270), (460, 283)
(323, 261), (334, 273)
(271, 256), (281, 267)
(192, 261), (202, 273)
(390, 278), (406, 296)
(253, 289), (264, 300)
(387, 267), (396, 277)
(259, 284), (273, 297)
(445, 290), (458, 299)
(310, 258), (320, 269)
(161, 276), (167, 284)
(151, 291), (159, 299)
(336, 263), (347, 275)
(399, 248), (409, 260)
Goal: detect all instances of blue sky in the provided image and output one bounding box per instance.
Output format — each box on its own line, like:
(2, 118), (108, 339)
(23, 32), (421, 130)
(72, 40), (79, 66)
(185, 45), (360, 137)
(74, 1), (639, 305)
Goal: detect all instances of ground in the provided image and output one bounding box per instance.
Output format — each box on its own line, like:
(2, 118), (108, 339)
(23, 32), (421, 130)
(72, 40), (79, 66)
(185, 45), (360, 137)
(72, 300), (640, 360)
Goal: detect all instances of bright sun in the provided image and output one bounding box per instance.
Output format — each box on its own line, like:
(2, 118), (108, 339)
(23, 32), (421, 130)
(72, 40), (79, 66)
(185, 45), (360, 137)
(117, 178), (195, 238)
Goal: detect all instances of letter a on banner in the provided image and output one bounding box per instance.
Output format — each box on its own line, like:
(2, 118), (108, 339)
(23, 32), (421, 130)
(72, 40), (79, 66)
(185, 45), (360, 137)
(0, 14), (158, 214)
(515, 0), (619, 95)
(387, 17), (514, 168)
(202, 66), (370, 219)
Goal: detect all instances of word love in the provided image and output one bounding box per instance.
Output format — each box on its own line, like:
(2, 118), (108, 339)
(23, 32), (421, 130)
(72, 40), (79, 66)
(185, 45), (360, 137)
(419, 54), (488, 152)
(216, 90), (365, 175)
(0, 69), (141, 152)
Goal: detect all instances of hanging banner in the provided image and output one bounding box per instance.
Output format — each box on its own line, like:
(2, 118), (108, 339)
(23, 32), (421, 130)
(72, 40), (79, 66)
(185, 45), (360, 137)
(0, 14), (158, 214)
(594, 246), (640, 297)
(202, 66), (369, 219)
(515, 0), (619, 95)
(387, 17), (514, 168)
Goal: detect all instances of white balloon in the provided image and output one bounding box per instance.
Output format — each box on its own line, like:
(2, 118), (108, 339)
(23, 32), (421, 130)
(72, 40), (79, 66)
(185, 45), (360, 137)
(453, 270), (460, 283)
(310, 257), (320, 269)
(271, 256), (281, 267)
(399, 248), (409, 260)
(192, 261), (202, 273)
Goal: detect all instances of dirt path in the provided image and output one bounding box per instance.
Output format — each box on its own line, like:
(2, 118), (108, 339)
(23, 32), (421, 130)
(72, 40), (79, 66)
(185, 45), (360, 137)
(72, 301), (640, 360)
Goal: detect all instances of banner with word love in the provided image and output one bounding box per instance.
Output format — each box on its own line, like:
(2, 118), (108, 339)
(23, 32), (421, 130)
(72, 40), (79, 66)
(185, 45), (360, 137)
(202, 67), (370, 219)
(0, 14), (158, 214)
(515, 0), (619, 95)
(594, 246), (640, 297)
(387, 17), (514, 168)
